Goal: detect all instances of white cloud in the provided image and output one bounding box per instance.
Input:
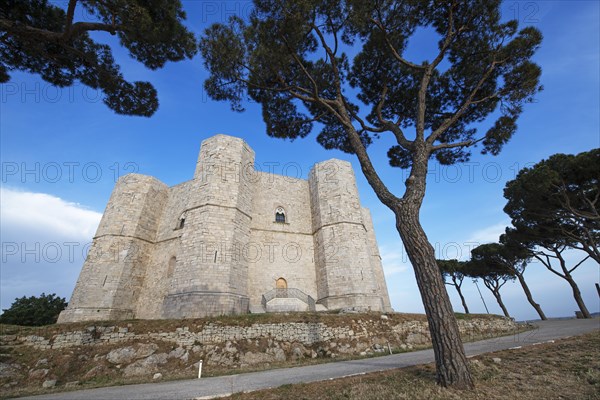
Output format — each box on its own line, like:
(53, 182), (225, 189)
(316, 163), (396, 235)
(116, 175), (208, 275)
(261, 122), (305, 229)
(1, 187), (101, 240)
(0, 187), (102, 310)
(465, 220), (510, 246)
(380, 245), (410, 277)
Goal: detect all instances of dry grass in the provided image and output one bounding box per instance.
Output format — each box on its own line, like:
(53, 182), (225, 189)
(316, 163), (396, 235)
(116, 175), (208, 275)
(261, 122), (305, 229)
(0, 312), (431, 337)
(227, 331), (600, 400)
(0, 312), (508, 338)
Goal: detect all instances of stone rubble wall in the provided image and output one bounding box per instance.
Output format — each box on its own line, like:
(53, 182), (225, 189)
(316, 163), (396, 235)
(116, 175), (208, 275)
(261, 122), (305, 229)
(1, 316), (520, 352)
(0, 315), (526, 392)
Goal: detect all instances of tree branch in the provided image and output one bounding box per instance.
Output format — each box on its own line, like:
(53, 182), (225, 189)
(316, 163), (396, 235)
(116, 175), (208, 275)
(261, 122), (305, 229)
(533, 253), (566, 278)
(1, 18), (122, 42)
(308, 22), (400, 208)
(64, 0), (78, 37)
(280, 36), (321, 99)
(498, 278), (508, 290)
(68, 22), (120, 38)
(324, 17), (339, 57)
(343, 118), (401, 208)
(374, 84), (413, 149)
(370, 18), (425, 71)
(342, 100), (386, 134)
(415, 3), (457, 142)
(431, 137), (484, 151)
(0, 19), (61, 40)
(555, 181), (600, 221)
(568, 255), (590, 274)
(427, 61), (498, 144)
(310, 23), (343, 100)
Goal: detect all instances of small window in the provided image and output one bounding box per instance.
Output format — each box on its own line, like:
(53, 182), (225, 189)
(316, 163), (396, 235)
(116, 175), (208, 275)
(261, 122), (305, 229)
(275, 207), (286, 223)
(176, 212), (186, 230)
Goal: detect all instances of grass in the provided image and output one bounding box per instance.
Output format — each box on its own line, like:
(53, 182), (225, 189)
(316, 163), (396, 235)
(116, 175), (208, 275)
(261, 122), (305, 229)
(0, 311), (428, 337)
(0, 311), (508, 337)
(225, 331), (600, 400)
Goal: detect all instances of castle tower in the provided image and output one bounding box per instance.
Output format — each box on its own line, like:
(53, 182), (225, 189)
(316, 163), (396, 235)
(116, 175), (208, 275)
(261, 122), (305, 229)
(162, 135), (255, 318)
(57, 174), (168, 323)
(309, 159), (385, 311)
(361, 208), (393, 312)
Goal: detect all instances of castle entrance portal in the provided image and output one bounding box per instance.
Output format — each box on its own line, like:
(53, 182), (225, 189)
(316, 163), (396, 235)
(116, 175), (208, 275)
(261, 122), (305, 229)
(276, 277), (287, 289)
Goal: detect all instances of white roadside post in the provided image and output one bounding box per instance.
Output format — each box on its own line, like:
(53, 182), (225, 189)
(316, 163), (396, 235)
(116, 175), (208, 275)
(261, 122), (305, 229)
(198, 360), (203, 379)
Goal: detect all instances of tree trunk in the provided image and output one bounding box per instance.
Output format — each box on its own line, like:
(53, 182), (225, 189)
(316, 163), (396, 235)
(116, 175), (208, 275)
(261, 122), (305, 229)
(553, 250), (591, 319)
(454, 284), (470, 314)
(515, 272), (546, 320)
(395, 203), (473, 389)
(492, 289), (510, 318)
(483, 280), (510, 318)
(345, 129), (473, 388)
(565, 274), (591, 318)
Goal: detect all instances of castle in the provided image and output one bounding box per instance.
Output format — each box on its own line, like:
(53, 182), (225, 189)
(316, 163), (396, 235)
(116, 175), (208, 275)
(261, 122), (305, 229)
(58, 135), (392, 322)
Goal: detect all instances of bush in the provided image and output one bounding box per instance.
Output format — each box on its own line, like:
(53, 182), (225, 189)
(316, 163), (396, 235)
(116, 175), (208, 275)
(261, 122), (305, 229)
(0, 293), (67, 326)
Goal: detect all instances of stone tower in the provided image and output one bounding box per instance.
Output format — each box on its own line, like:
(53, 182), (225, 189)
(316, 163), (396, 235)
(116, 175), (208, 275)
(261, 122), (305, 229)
(309, 160), (390, 311)
(162, 135), (255, 318)
(57, 174), (168, 322)
(58, 134), (392, 323)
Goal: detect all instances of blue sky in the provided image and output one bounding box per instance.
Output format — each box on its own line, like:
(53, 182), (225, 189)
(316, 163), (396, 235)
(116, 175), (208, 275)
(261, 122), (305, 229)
(1, 1), (598, 321)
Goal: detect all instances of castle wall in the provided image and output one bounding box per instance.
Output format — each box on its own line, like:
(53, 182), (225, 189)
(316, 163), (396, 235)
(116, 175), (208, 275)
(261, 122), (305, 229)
(361, 208), (393, 312)
(58, 175), (168, 322)
(155, 181), (194, 242)
(162, 135), (255, 318)
(135, 181), (192, 319)
(309, 160), (384, 312)
(247, 172), (317, 308)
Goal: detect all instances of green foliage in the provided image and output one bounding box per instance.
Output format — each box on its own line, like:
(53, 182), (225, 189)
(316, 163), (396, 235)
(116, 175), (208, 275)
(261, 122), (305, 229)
(503, 149), (600, 262)
(437, 259), (472, 313)
(467, 243), (519, 280)
(437, 259), (470, 282)
(0, 293), (67, 326)
(1, 0), (197, 116)
(467, 243), (517, 318)
(199, 0), (542, 165)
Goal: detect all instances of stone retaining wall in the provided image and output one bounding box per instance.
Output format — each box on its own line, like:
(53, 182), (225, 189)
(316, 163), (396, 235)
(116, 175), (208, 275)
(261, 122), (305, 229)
(0, 315), (526, 392)
(1, 316), (519, 352)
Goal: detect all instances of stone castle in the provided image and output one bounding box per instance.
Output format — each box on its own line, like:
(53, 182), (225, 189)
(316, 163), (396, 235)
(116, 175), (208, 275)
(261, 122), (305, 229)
(58, 134), (392, 323)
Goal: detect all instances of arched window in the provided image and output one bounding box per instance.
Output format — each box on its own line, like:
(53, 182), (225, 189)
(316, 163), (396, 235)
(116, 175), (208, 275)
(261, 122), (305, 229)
(167, 256), (176, 279)
(275, 206), (286, 223)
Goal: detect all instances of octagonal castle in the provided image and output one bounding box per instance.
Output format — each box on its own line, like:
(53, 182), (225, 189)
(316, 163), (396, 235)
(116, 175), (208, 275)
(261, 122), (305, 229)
(58, 135), (392, 322)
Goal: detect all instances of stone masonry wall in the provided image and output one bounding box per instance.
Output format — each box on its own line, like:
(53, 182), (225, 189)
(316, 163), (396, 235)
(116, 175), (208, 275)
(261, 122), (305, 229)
(309, 160), (385, 311)
(248, 172), (317, 308)
(0, 315), (524, 391)
(361, 208), (392, 311)
(3, 316), (520, 353)
(58, 175), (169, 323)
(162, 135), (255, 318)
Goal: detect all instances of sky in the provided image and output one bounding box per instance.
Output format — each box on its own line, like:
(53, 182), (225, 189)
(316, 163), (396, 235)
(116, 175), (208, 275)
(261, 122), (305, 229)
(1, 1), (599, 322)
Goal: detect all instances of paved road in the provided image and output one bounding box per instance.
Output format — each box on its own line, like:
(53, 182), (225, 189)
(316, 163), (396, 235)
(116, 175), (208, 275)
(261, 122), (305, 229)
(20, 318), (599, 400)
